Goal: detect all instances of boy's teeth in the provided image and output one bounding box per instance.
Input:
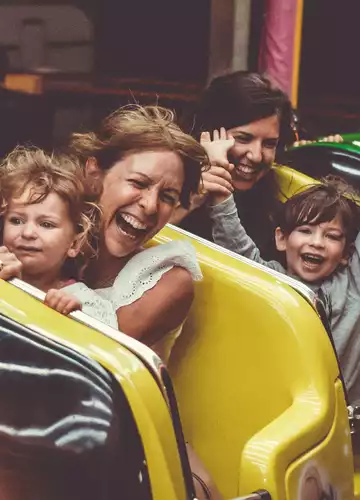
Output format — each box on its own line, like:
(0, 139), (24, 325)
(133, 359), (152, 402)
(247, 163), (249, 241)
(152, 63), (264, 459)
(302, 253), (324, 264)
(121, 214), (147, 230)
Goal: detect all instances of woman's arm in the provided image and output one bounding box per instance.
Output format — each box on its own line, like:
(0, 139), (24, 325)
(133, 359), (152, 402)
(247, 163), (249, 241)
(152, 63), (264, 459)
(116, 266), (194, 345)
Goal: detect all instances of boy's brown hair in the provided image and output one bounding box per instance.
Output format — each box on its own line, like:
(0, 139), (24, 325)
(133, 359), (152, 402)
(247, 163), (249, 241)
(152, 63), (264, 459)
(278, 177), (360, 251)
(0, 147), (99, 278)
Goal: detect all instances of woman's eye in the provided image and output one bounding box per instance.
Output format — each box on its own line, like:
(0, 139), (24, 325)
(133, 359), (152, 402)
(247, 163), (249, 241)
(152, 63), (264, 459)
(263, 140), (278, 149)
(41, 221), (56, 229)
(233, 136), (250, 144)
(161, 193), (177, 205)
(131, 179), (147, 188)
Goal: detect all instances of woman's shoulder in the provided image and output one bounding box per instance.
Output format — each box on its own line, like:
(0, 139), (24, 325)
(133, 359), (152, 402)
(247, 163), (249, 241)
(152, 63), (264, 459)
(106, 240), (202, 309)
(123, 240), (203, 280)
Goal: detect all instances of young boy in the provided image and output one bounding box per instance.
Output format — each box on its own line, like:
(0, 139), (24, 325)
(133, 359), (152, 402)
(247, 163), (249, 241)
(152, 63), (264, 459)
(208, 174), (360, 403)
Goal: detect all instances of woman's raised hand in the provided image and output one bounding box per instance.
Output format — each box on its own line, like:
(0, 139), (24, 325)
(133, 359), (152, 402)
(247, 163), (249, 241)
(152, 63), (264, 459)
(200, 127), (235, 166)
(169, 128), (235, 223)
(0, 246), (22, 280)
(200, 128), (235, 206)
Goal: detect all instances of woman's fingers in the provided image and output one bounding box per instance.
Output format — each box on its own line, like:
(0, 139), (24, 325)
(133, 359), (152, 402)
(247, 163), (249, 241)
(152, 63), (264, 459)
(319, 134), (343, 143)
(334, 134), (343, 143)
(204, 165), (233, 182)
(203, 173), (233, 194)
(220, 127), (227, 140)
(212, 129), (220, 141)
(200, 131), (211, 143)
(202, 165), (234, 195)
(200, 129), (235, 166)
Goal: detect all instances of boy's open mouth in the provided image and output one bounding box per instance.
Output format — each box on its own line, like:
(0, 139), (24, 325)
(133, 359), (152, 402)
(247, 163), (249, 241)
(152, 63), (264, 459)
(301, 253), (325, 266)
(115, 212), (149, 240)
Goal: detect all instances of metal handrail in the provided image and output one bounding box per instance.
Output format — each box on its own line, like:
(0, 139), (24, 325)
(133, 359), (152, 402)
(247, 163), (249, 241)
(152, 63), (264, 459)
(230, 491), (271, 500)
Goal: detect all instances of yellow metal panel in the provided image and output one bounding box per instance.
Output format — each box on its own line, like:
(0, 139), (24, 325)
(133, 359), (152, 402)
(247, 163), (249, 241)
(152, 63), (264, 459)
(354, 454), (360, 499)
(154, 223), (341, 498)
(0, 280), (186, 500)
(285, 380), (353, 500)
(274, 165), (318, 202)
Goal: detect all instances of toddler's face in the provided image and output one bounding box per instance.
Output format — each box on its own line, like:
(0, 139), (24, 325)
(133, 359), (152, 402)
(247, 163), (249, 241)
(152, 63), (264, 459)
(3, 188), (78, 281)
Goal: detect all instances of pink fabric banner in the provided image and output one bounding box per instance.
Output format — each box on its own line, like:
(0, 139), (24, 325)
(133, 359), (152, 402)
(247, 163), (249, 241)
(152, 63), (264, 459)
(258, 0), (298, 98)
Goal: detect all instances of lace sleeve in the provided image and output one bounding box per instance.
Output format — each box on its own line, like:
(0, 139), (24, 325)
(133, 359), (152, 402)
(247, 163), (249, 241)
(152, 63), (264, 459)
(99, 240), (203, 311)
(63, 282), (119, 329)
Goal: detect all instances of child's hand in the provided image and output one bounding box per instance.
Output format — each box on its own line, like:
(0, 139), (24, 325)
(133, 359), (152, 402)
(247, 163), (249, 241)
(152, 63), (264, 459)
(201, 164), (234, 206)
(0, 246), (22, 280)
(45, 289), (82, 316)
(200, 128), (235, 167)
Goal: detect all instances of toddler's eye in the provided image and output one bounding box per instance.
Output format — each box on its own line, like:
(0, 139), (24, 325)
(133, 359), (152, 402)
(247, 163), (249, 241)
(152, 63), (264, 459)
(41, 221), (56, 229)
(8, 217), (23, 225)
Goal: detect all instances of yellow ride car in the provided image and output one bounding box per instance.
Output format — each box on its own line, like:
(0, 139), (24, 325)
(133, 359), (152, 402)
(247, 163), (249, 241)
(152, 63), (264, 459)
(0, 166), (357, 500)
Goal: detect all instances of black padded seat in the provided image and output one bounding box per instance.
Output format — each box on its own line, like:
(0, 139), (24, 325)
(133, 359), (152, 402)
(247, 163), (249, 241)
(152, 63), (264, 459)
(0, 313), (151, 500)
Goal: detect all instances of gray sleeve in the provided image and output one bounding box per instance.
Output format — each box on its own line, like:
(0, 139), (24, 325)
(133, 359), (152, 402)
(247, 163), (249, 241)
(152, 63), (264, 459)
(208, 195), (285, 272)
(347, 231), (360, 281)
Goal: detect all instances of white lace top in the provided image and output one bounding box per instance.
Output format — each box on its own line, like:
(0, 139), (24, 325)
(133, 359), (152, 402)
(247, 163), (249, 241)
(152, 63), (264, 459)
(64, 240), (202, 361)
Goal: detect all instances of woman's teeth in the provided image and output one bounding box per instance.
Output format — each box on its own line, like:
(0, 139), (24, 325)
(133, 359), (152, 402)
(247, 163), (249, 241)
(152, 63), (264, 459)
(115, 212), (148, 239)
(238, 164), (255, 173)
(121, 213), (147, 230)
(235, 164), (258, 178)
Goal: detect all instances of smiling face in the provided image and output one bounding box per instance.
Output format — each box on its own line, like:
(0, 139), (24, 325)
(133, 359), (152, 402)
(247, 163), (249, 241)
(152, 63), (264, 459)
(227, 114), (280, 191)
(95, 150), (184, 258)
(275, 216), (348, 283)
(3, 189), (79, 281)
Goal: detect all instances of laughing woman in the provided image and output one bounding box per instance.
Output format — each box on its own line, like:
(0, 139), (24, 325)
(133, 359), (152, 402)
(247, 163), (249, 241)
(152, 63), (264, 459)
(63, 104), (223, 499)
(172, 71), (293, 260)
(61, 105), (207, 363)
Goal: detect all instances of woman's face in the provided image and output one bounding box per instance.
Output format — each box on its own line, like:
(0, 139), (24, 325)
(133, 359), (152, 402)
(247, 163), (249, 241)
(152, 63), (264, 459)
(94, 150), (184, 258)
(227, 114), (280, 191)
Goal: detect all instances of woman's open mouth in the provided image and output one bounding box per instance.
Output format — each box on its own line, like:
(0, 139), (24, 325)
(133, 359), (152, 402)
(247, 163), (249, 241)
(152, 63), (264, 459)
(234, 163), (260, 180)
(115, 212), (149, 240)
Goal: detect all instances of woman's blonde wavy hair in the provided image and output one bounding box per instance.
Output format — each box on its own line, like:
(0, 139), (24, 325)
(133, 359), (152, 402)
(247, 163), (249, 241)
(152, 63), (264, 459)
(0, 147), (100, 279)
(69, 104), (208, 208)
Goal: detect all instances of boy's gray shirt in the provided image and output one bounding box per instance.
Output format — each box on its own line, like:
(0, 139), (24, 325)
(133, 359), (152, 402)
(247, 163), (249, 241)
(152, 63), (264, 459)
(209, 195), (360, 405)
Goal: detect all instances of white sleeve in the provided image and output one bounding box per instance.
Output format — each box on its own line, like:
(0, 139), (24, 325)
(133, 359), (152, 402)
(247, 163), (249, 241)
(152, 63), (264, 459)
(63, 282), (119, 329)
(104, 240), (203, 311)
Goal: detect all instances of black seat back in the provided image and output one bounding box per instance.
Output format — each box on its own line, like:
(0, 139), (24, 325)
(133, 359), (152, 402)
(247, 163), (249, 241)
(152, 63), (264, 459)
(0, 314), (151, 500)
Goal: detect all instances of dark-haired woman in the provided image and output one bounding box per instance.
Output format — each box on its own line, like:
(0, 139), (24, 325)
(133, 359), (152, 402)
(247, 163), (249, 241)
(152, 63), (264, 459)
(171, 71), (294, 260)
